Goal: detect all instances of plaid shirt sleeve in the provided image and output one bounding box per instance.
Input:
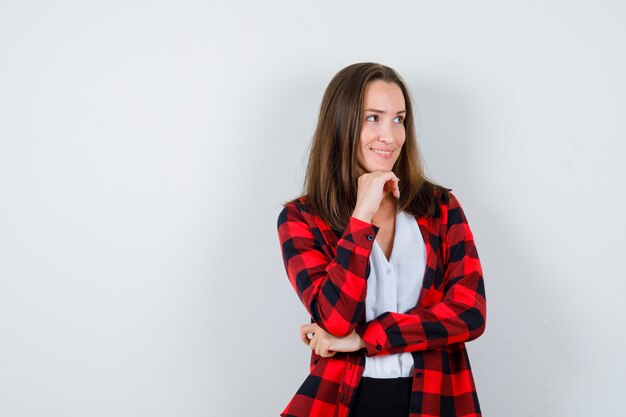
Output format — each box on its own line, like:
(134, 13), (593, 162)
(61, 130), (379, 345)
(277, 202), (380, 337)
(355, 192), (486, 356)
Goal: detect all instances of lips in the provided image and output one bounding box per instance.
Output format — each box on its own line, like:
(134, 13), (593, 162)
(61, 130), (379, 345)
(370, 148), (393, 159)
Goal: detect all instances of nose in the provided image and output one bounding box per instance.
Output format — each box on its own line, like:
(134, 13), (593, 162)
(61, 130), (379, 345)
(379, 122), (394, 143)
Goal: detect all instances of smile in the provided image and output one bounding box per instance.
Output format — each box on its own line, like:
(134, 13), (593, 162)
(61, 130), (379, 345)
(370, 148), (393, 158)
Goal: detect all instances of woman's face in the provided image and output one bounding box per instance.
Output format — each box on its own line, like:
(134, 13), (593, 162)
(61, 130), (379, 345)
(357, 80), (406, 175)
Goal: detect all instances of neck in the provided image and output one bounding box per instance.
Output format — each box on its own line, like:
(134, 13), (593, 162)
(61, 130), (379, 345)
(377, 194), (398, 215)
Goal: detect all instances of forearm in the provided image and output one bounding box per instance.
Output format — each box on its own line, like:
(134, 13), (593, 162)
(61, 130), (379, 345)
(355, 285), (486, 356)
(355, 192), (486, 356)
(278, 205), (380, 337)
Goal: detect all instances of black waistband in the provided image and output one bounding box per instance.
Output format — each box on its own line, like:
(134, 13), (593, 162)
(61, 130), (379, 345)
(353, 376), (413, 407)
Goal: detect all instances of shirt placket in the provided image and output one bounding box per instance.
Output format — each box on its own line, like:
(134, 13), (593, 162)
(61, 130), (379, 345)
(382, 257), (400, 378)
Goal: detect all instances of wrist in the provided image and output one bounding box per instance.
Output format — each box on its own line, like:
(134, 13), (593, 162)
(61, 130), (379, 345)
(357, 334), (365, 349)
(351, 209), (373, 223)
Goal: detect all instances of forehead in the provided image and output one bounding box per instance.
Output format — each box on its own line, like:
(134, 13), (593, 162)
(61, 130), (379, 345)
(363, 80), (405, 108)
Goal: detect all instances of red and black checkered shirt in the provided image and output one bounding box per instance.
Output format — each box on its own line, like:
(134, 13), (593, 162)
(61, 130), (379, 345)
(277, 190), (486, 417)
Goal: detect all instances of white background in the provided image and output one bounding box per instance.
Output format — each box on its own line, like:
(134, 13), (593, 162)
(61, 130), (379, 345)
(1, 1), (625, 416)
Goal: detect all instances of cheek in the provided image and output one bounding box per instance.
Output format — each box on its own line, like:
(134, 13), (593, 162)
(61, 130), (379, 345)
(396, 137), (406, 158)
(360, 127), (378, 145)
(356, 138), (366, 162)
(359, 127), (370, 142)
(359, 131), (371, 151)
(398, 131), (406, 147)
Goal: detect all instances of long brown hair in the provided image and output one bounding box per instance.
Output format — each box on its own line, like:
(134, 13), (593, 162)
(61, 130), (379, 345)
(286, 62), (448, 232)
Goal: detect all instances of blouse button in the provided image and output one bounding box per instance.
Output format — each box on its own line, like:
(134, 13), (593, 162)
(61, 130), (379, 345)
(367, 235), (374, 241)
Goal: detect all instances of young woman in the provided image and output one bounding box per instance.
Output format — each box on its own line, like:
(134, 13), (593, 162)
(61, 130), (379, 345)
(276, 62), (486, 417)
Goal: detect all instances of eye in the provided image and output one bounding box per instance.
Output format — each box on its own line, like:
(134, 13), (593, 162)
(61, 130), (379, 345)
(365, 114), (378, 122)
(393, 115), (404, 124)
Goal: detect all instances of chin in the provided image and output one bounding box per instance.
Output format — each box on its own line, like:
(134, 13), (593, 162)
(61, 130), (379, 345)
(359, 158), (397, 173)
(368, 162), (394, 172)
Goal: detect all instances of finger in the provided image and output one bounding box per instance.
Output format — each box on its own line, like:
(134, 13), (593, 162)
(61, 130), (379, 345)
(319, 343), (329, 357)
(300, 329), (312, 346)
(300, 324), (314, 346)
(377, 171), (397, 183)
(320, 342), (335, 358)
(309, 333), (319, 352)
(380, 172), (400, 198)
(314, 335), (325, 356)
(383, 177), (399, 198)
(300, 323), (315, 334)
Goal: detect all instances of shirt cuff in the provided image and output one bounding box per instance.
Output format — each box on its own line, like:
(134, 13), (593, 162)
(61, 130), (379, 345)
(346, 216), (380, 249)
(355, 320), (388, 356)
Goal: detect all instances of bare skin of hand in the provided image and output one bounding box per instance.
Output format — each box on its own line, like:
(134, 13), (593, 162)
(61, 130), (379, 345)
(352, 171), (400, 223)
(299, 323), (366, 358)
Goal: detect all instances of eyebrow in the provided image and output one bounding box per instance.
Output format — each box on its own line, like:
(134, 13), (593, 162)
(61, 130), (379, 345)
(364, 108), (406, 114)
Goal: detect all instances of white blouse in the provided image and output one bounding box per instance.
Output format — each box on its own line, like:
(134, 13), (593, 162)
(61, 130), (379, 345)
(362, 210), (427, 378)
